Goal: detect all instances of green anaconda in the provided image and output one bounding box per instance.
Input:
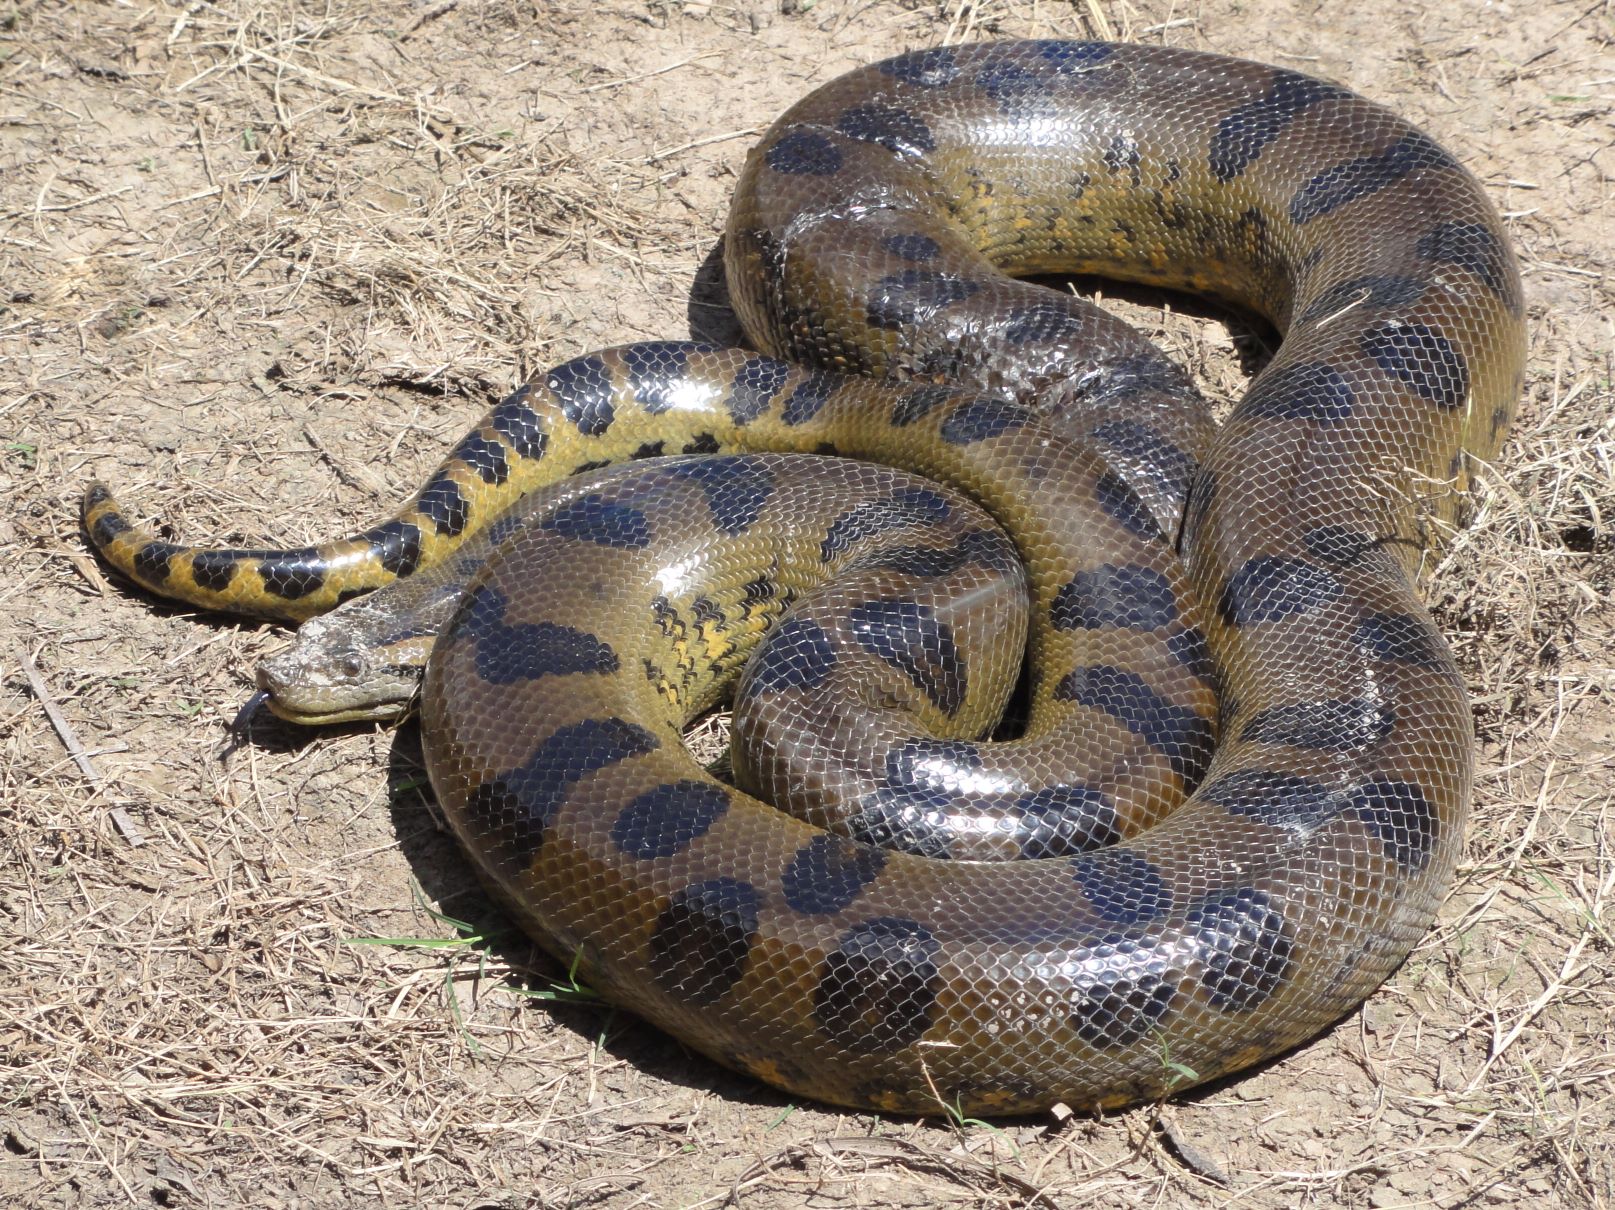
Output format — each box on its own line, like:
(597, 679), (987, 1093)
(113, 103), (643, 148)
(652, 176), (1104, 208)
(83, 41), (1525, 1114)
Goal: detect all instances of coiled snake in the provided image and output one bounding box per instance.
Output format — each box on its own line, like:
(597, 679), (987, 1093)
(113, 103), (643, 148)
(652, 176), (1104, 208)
(83, 41), (1525, 1114)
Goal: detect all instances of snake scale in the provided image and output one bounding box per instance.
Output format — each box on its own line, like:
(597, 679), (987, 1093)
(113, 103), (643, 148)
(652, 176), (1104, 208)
(83, 41), (1525, 1114)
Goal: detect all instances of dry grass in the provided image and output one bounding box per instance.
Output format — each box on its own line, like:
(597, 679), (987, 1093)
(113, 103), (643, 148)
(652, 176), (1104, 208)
(3, 1), (1612, 1207)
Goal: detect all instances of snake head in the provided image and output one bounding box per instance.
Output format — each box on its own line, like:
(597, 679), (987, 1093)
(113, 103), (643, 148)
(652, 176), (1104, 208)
(255, 606), (431, 726)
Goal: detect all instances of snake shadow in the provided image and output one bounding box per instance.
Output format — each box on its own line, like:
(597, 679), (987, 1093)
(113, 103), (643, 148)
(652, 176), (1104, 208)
(371, 721), (804, 1115)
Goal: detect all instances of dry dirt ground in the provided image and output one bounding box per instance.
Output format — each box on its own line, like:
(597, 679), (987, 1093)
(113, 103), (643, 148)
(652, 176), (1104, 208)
(3, 1), (1613, 1207)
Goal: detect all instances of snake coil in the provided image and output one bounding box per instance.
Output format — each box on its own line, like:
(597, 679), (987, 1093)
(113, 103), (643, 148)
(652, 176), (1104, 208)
(85, 41), (1524, 1114)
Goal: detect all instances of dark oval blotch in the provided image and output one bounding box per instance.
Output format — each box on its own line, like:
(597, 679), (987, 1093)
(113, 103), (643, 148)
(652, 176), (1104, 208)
(765, 129), (844, 176)
(781, 835), (888, 915)
(540, 493), (652, 549)
(1185, 887), (1295, 1012)
(611, 779), (731, 860)
(1218, 555), (1342, 626)
(648, 877), (761, 1005)
(1051, 563), (1177, 631)
(1072, 848), (1172, 926)
(813, 917), (942, 1053)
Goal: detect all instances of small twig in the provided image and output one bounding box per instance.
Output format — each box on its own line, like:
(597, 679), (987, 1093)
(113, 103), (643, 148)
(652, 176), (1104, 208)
(1154, 1113), (1232, 1186)
(0, 184), (135, 222)
(646, 127), (761, 163)
(1083, 0), (1115, 40)
(582, 52), (719, 93)
(13, 641), (146, 846)
(401, 0), (460, 37)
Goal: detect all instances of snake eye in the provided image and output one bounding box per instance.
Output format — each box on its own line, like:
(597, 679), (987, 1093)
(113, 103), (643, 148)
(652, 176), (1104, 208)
(340, 653), (366, 679)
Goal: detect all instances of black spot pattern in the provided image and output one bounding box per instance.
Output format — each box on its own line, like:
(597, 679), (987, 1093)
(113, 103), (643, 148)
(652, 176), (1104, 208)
(623, 341), (710, 413)
(766, 129), (843, 176)
(745, 616), (838, 691)
(890, 384), (959, 427)
(1241, 361), (1355, 424)
(1298, 273), (1425, 323)
(612, 780), (731, 859)
(488, 390), (548, 460)
(455, 583), (511, 643)
(1167, 627), (1215, 683)
(729, 358), (790, 424)
(883, 233), (941, 261)
(364, 519), (424, 578)
(1417, 221), (1520, 311)
(835, 102), (935, 156)
(1090, 420), (1197, 506)
(820, 487), (950, 561)
(453, 432), (511, 485)
(547, 355), (614, 435)
(1052, 563), (1178, 631)
(846, 789), (956, 859)
(975, 62), (1051, 114)
(1077, 352), (1192, 405)
(781, 372), (838, 425)
(257, 550), (327, 600)
(1219, 556), (1343, 626)
(781, 835), (888, 915)
(460, 778), (547, 868)
(1360, 321), (1470, 409)
(1302, 525), (1380, 566)
(1015, 785), (1120, 857)
(475, 621), (618, 686)
(847, 598), (966, 714)
(469, 717), (659, 862)
(884, 738), (983, 797)
(1053, 665), (1214, 783)
(813, 918), (941, 1052)
(1356, 611), (1446, 668)
(1103, 132), (1141, 181)
(866, 529), (1010, 578)
(939, 398), (1033, 445)
(682, 432), (721, 455)
(133, 541), (177, 585)
(1346, 778), (1439, 870)
(666, 457), (777, 535)
(1211, 69), (1346, 181)
(1067, 939), (1178, 1049)
(1200, 768), (1343, 832)
(1033, 39), (1114, 72)
(648, 878), (761, 1004)
(1072, 849), (1172, 925)
(89, 506), (131, 548)
(1001, 302), (1089, 345)
(188, 551), (240, 593)
(1187, 888), (1295, 1012)
(540, 494), (652, 549)
(877, 46), (959, 87)
(1290, 131), (1458, 224)
(1094, 471), (1161, 539)
(1241, 698), (1396, 753)
(866, 270), (982, 330)
(415, 471), (471, 538)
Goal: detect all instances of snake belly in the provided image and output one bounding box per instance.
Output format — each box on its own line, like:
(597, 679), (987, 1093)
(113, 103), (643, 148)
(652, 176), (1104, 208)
(82, 40), (1525, 1114)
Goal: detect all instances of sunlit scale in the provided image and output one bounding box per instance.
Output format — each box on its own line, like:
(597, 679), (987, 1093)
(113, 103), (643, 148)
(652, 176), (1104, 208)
(83, 40), (1524, 1116)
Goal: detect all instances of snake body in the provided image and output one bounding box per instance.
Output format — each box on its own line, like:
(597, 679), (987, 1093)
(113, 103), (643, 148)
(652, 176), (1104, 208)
(84, 41), (1525, 1114)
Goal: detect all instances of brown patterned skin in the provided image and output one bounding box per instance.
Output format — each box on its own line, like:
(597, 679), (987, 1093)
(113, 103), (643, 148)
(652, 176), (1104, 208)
(83, 41), (1525, 1114)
